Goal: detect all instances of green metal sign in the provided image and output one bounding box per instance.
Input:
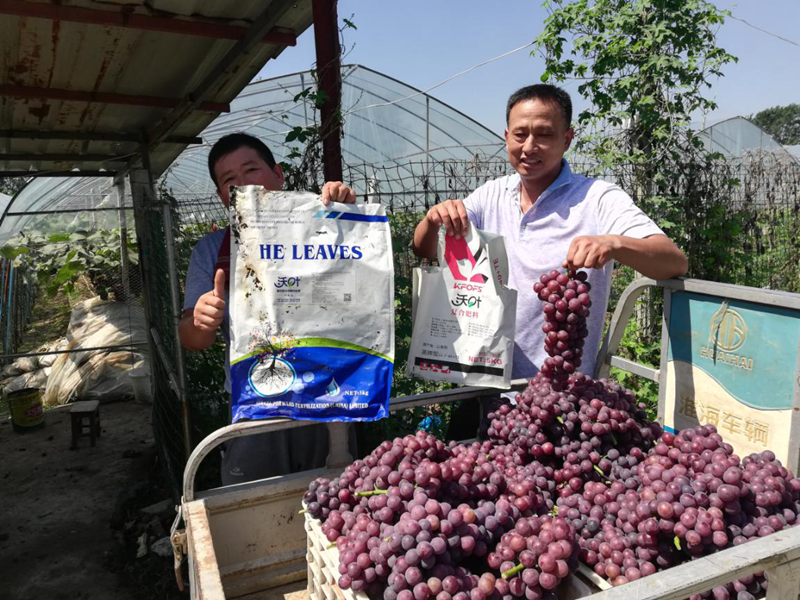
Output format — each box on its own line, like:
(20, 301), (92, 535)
(668, 292), (800, 410)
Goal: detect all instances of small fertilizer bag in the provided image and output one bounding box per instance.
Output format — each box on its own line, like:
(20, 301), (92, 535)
(229, 188), (394, 422)
(407, 225), (516, 388)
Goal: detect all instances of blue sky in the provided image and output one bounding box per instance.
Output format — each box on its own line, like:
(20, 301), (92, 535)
(258, 1), (799, 137)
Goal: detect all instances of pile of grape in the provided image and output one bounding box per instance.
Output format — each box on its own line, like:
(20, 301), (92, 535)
(303, 268), (800, 600)
(533, 270), (591, 385)
(486, 371), (660, 490)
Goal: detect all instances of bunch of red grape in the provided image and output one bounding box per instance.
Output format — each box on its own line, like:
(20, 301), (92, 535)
(574, 425), (800, 597)
(487, 515), (577, 597)
(533, 269), (591, 385)
(486, 371), (660, 491)
(302, 265), (800, 600)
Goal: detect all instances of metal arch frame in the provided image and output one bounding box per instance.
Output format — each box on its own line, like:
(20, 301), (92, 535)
(181, 379), (529, 502)
(240, 63), (505, 147)
(343, 65), (505, 145)
(0, 175), (119, 231)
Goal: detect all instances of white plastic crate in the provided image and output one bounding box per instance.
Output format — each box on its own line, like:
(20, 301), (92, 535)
(305, 510), (368, 600)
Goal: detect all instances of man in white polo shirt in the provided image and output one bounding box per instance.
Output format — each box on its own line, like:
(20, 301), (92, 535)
(413, 84), (687, 388)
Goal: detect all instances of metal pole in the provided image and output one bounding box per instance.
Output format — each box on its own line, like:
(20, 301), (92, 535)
(138, 149), (193, 458)
(426, 95), (431, 208)
(160, 198), (191, 450)
(114, 177), (132, 302)
(0, 342), (148, 362)
(312, 0), (343, 183)
(300, 72), (310, 128)
(5, 265), (13, 355)
(0, 260), (6, 357)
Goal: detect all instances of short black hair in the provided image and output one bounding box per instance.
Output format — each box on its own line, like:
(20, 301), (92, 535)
(506, 84), (572, 129)
(207, 133), (277, 189)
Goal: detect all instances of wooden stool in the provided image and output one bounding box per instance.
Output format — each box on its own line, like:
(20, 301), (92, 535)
(70, 400), (101, 448)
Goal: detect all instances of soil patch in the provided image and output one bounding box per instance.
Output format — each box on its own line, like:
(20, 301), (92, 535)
(0, 399), (178, 600)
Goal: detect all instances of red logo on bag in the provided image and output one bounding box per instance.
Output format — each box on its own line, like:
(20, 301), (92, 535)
(444, 237), (488, 283)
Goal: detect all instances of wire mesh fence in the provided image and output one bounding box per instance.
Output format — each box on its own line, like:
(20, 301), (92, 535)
(342, 158), (511, 211)
(4, 148), (796, 496)
(580, 153), (799, 294)
(723, 154), (800, 293)
(148, 151), (800, 494)
(0, 259), (35, 356)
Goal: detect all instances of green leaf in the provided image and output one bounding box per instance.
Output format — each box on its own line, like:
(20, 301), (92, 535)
(0, 245), (26, 260)
(293, 89), (311, 102)
(342, 18), (357, 30)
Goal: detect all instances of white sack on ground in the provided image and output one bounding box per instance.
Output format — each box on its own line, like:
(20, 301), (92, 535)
(43, 297), (146, 406)
(13, 355), (39, 373)
(2, 369), (48, 393)
(1, 363), (22, 378)
(38, 338), (67, 368)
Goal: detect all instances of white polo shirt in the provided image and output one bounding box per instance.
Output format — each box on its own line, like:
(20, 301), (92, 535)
(463, 160), (664, 379)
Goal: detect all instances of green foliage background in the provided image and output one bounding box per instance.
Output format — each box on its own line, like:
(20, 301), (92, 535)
(751, 104), (800, 146)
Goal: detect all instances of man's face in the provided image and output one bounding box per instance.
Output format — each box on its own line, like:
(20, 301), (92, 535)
(504, 99), (573, 189)
(213, 147), (285, 207)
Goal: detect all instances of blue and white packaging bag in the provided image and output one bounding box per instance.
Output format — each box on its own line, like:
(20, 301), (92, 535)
(229, 188), (394, 422)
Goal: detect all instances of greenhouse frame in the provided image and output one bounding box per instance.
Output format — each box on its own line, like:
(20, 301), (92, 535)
(2, 56), (799, 494)
(0, 63), (516, 492)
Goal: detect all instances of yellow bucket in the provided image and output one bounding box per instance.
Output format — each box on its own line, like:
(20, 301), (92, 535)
(7, 388), (44, 432)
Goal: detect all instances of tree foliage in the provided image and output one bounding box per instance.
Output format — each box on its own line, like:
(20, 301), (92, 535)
(534, 0), (741, 284)
(536, 0), (736, 166)
(0, 176), (25, 197)
(751, 104), (800, 146)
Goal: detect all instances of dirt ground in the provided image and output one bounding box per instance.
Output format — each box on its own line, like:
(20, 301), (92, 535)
(0, 399), (311, 600)
(0, 399), (167, 600)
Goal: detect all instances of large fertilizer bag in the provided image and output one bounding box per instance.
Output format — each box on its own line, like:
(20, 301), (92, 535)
(407, 224), (517, 388)
(229, 188), (394, 422)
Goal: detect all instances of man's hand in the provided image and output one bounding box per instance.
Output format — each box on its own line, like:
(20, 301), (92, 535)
(563, 233), (688, 280)
(193, 269), (226, 332)
(321, 181), (356, 205)
(425, 199), (470, 240)
(563, 235), (620, 270)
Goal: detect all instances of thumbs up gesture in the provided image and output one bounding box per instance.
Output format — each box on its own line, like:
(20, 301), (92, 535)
(193, 269), (227, 332)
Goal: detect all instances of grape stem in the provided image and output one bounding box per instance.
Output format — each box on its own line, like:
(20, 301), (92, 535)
(327, 542), (337, 549)
(501, 562), (524, 579)
(298, 509), (308, 514)
(355, 488), (389, 497)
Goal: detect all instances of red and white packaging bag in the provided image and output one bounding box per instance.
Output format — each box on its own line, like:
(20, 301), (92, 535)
(407, 224), (517, 388)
